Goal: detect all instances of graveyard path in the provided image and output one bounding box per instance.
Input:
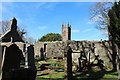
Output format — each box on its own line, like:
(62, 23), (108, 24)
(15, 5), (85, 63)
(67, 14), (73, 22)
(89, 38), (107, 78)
(35, 59), (65, 79)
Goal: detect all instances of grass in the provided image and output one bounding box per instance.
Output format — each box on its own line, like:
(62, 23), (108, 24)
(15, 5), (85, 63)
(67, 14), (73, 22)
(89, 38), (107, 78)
(103, 71), (118, 78)
(73, 69), (118, 80)
(37, 72), (64, 79)
(35, 58), (118, 80)
(35, 58), (65, 79)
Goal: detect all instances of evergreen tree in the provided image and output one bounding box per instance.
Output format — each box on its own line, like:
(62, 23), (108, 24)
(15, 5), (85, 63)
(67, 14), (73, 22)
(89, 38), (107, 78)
(108, 1), (120, 79)
(108, 1), (120, 47)
(39, 33), (62, 42)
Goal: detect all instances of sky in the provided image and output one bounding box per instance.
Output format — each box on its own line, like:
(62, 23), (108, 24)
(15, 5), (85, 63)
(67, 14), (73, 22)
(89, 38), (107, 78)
(1, 2), (108, 41)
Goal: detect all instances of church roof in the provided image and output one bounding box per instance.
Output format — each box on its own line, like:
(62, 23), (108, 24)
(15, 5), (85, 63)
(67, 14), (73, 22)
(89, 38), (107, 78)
(0, 18), (24, 42)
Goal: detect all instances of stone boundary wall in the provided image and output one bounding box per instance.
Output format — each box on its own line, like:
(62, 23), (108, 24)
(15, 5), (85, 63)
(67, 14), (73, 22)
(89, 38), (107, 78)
(0, 42), (31, 57)
(34, 40), (113, 69)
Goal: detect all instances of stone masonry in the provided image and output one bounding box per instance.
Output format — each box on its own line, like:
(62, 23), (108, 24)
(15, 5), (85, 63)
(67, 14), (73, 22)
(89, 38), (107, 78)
(0, 18), (36, 80)
(62, 24), (71, 41)
(34, 40), (114, 69)
(0, 18), (24, 42)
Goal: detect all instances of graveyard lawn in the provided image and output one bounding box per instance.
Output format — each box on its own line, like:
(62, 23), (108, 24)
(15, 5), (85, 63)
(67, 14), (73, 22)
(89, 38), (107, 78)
(35, 58), (65, 80)
(73, 70), (117, 80)
(35, 58), (118, 80)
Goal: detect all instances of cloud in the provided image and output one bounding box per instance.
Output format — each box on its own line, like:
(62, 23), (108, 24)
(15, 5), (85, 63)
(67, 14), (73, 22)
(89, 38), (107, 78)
(1, 0), (14, 2)
(82, 29), (92, 32)
(0, 3), (2, 21)
(38, 26), (47, 30)
(34, 2), (46, 9)
(45, 3), (58, 9)
(2, 2), (17, 18)
(72, 29), (80, 33)
(34, 3), (58, 12)
(1, 0), (118, 2)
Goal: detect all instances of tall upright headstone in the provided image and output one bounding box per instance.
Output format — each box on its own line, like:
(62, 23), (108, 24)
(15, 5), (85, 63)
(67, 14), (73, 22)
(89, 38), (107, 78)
(62, 24), (71, 41)
(27, 45), (36, 69)
(64, 45), (73, 80)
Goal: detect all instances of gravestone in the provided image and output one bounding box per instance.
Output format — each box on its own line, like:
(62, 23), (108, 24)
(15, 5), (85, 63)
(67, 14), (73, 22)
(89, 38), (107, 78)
(64, 45), (73, 80)
(40, 47), (44, 60)
(25, 44), (29, 68)
(2, 44), (23, 80)
(27, 45), (37, 80)
(27, 45), (36, 69)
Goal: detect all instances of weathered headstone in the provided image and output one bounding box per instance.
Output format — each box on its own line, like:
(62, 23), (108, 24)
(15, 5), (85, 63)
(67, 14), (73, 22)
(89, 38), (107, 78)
(2, 44), (23, 80)
(25, 44), (29, 68)
(40, 47), (44, 60)
(64, 45), (73, 80)
(27, 45), (36, 69)
(27, 45), (36, 80)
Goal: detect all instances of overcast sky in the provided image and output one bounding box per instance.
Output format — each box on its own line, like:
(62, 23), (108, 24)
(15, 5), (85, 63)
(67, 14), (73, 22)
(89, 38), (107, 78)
(1, 2), (108, 41)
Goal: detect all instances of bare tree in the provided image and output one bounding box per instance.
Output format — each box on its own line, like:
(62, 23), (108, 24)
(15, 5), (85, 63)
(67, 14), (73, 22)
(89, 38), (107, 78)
(25, 37), (36, 44)
(0, 21), (10, 34)
(89, 1), (120, 71)
(89, 2), (113, 36)
(17, 27), (26, 38)
(0, 20), (26, 38)
(0, 20), (36, 44)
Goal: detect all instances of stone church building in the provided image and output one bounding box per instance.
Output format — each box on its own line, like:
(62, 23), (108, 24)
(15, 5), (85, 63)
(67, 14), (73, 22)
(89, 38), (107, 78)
(62, 23), (71, 41)
(0, 18), (36, 80)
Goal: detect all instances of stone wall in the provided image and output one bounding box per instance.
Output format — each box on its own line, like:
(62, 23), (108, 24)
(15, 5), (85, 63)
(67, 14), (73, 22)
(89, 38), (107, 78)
(0, 42), (36, 80)
(34, 40), (113, 69)
(0, 42), (29, 57)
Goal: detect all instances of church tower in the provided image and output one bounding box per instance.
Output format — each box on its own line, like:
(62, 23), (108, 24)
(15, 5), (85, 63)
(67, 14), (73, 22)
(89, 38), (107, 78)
(62, 23), (71, 41)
